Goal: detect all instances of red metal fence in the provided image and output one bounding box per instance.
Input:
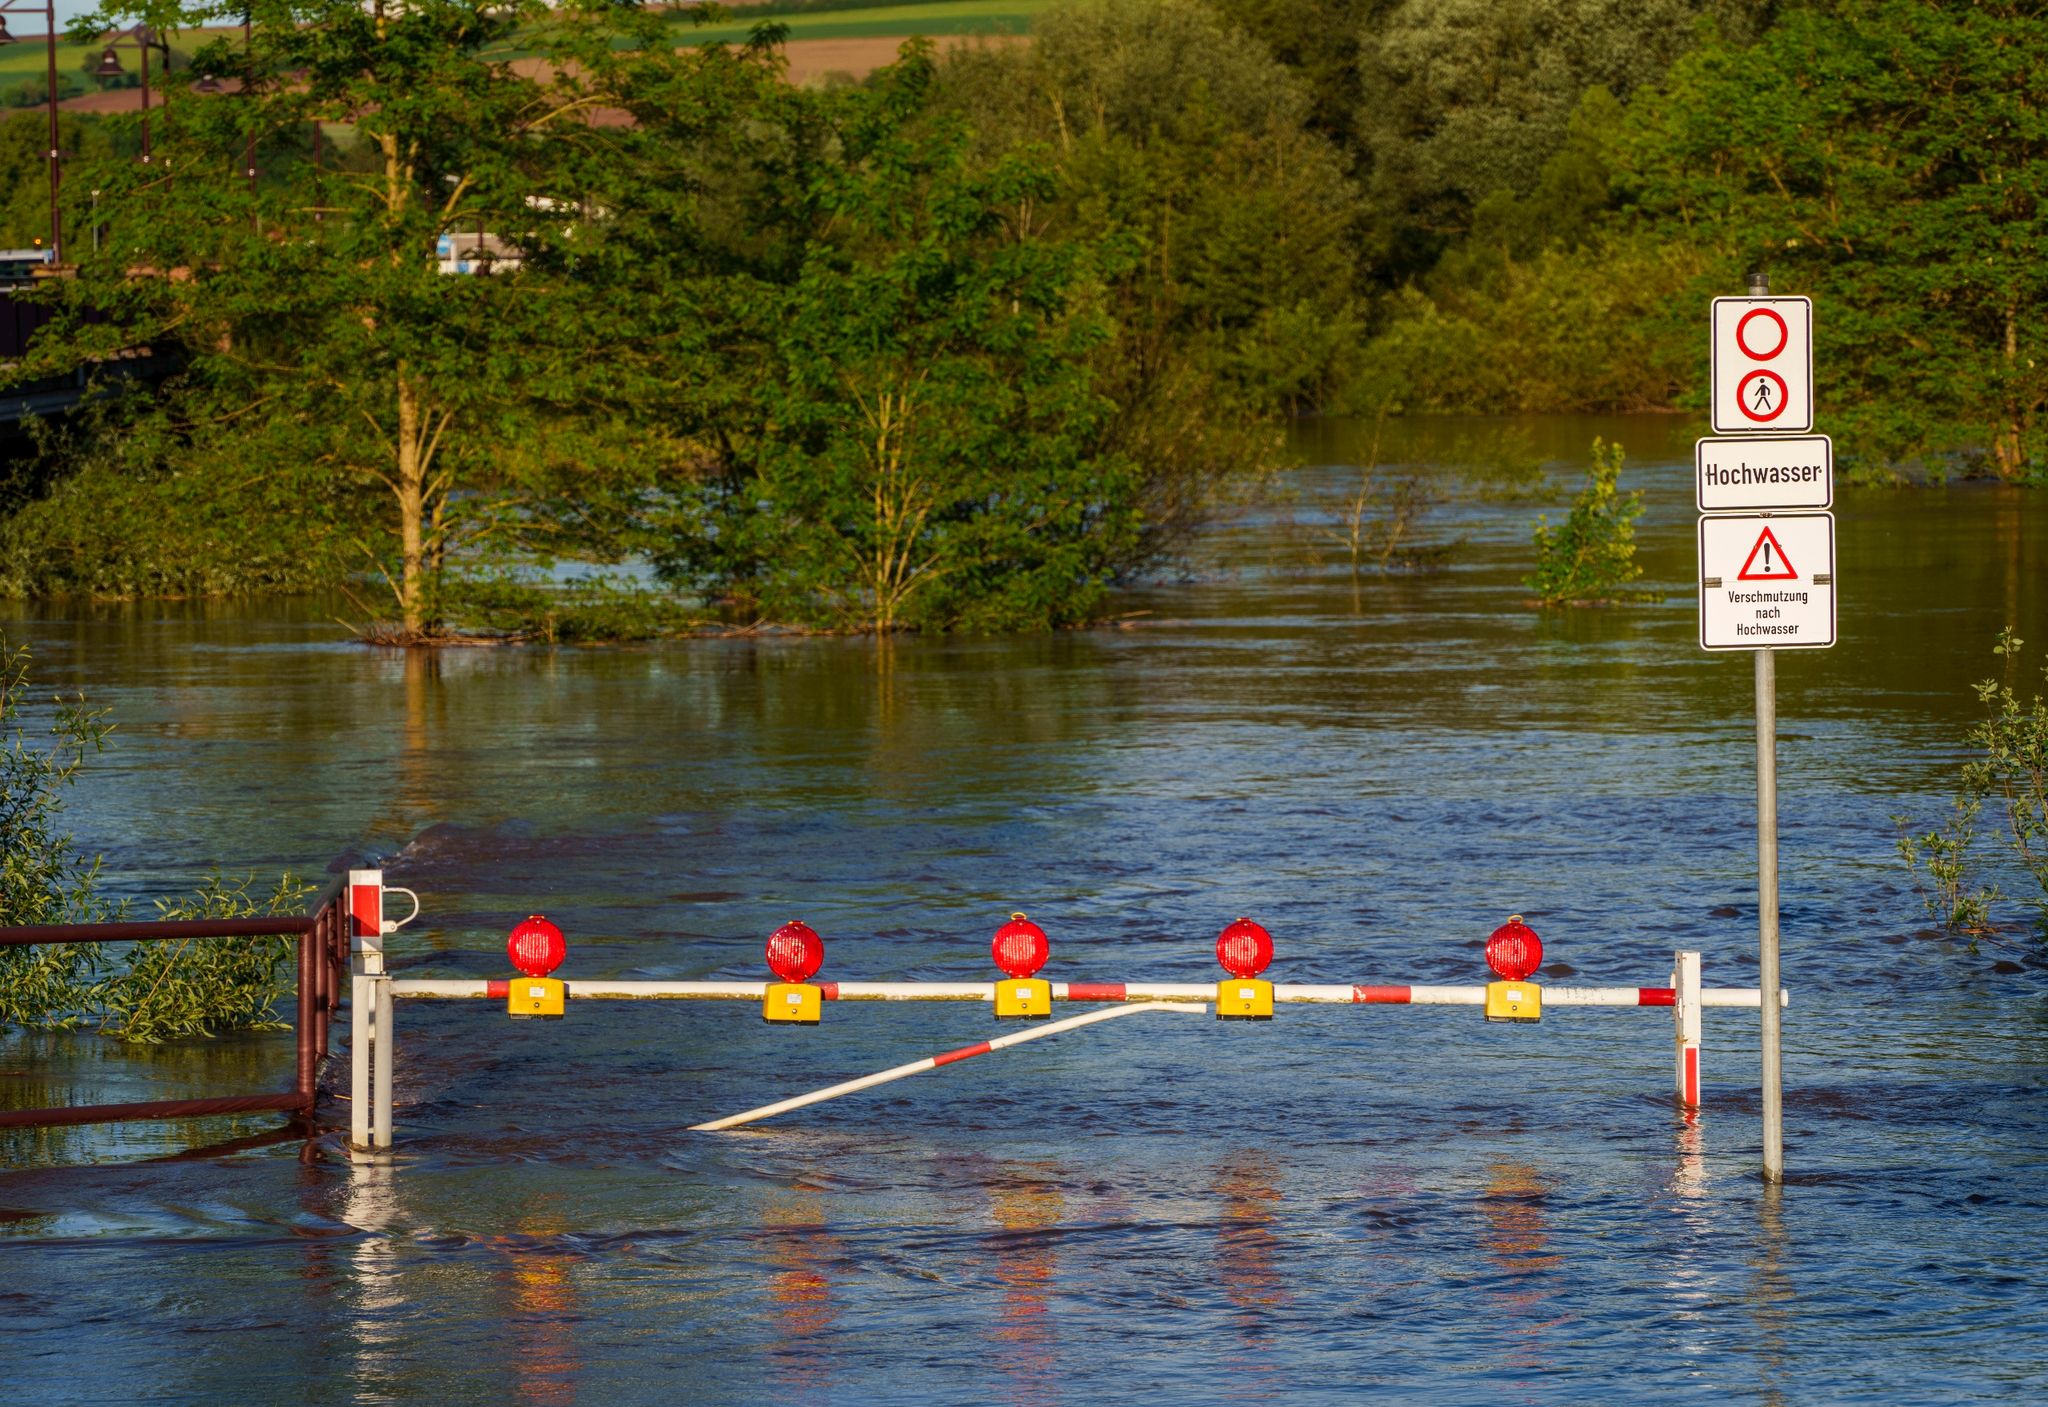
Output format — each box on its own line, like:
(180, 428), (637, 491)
(0, 873), (354, 1130)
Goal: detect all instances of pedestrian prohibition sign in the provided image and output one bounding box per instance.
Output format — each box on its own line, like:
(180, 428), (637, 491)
(1697, 512), (1836, 650)
(1711, 297), (1813, 434)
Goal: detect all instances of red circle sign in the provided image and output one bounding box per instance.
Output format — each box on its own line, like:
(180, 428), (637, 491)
(1735, 307), (1788, 361)
(1736, 368), (1789, 422)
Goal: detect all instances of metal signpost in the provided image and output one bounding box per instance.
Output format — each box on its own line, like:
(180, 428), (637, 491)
(1700, 273), (1832, 1183)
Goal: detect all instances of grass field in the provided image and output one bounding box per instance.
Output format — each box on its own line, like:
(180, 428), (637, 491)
(673, 0), (1048, 44)
(0, 5), (1046, 108)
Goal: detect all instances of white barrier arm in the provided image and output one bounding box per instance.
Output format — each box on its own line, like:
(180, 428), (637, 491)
(690, 1001), (1205, 1132)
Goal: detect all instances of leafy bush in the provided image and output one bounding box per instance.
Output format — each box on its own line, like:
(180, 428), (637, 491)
(0, 636), (111, 1029)
(1898, 630), (2048, 938)
(0, 632), (310, 1041)
(1524, 438), (1656, 607)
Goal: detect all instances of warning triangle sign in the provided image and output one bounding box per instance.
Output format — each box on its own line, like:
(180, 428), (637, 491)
(1738, 526), (1798, 580)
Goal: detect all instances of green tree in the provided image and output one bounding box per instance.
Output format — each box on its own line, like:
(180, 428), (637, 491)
(657, 64), (1139, 633)
(1352, 0), (1755, 278)
(1524, 437), (1653, 607)
(934, 0), (1360, 562)
(0, 111), (119, 249)
(15, 0), (786, 638)
(1625, 0), (2048, 481)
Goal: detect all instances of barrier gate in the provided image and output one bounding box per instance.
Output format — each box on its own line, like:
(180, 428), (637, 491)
(344, 873), (1789, 1149)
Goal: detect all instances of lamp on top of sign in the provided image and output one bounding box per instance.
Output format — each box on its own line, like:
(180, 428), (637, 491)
(1711, 297), (1813, 435)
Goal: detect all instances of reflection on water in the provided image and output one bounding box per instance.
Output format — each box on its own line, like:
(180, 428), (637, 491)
(1478, 1161), (1561, 1377)
(0, 416), (2045, 1402)
(985, 1161), (1063, 1407)
(1748, 1184), (1794, 1407)
(1214, 1150), (1286, 1397)
(763, 1190), (839, 1394)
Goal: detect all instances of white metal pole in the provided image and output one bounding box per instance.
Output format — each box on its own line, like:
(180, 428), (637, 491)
(350, 972), (371, 1150)
(1746, 268), (1786, 1184)
(372, 975), (395, 1149)
(1674, 950), (1702, 1110)
(691, 1002), (1205, 1132)
(1757, 642), (1784, 1179)
(348, 868), (385, 1153)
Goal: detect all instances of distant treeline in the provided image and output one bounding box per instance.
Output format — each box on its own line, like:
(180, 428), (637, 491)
(1204, 0), (2046, 484)
(0, 0), (2038, 636)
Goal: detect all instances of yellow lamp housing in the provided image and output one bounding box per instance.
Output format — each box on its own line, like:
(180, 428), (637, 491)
(763, 982), (822, 1025)
(1215, 977), (1274, 1021)
(507, 976), (566, 1020)
(1484, 980), (1542, 1023)
(994, 977), (1053, 1020)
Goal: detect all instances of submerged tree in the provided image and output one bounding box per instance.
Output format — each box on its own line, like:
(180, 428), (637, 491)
(654, 58), (1141, 633)
(16, 0), (788, 639)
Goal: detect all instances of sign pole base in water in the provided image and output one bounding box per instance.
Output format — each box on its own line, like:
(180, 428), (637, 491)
(688, 1002), (1206, 1133)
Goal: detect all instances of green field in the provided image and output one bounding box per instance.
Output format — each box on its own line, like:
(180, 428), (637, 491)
(0, 30), (250, 108)
(0, 7), (1045, 106)
(673, 0), (1048, 44)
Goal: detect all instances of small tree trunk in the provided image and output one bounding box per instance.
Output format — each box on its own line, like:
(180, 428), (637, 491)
(1995, 300), (2023, 482)
(396, 367), (427, 639)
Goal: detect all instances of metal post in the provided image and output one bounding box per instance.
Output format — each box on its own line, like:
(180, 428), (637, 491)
(242, 13), (255, 190)
(139, 29), (151, 164)
(1674, 949), (1702, 1110)
(1746, 267), (1785, 1183)
(1756, 644), (1783, 1180)
(42, 0), (58, 259)
(351, 971), (372, 1150)
(373, 975), (394, 1148)
(349, 869), (386, 1153)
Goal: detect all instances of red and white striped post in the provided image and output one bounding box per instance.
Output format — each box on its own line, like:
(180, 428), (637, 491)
(348, 869), (394, 1151)
(1673, 950), (1702, 1111)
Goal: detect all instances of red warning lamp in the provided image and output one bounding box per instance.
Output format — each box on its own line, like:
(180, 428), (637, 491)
(991, 913), (1049, 979)
(1215, 917), (1273, 980)
(1486, 915), (1543, 982)
(766, 920), (824, 984)
(507, 915), (566, 978)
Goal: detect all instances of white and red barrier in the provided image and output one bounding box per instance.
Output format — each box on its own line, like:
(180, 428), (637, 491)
(342, 899), (1782, 1147)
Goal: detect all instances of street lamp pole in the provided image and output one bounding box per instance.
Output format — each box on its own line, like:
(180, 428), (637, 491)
(41, 0), (57, 259)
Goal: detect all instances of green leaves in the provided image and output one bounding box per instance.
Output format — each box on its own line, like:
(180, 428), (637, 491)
(1, 632), (309, 1040)
(656, 106), (1138, 633)
(1896, 627), (2048, 940)
(1626, 0), (2048, 480)
(1524, 437), (1657, 607)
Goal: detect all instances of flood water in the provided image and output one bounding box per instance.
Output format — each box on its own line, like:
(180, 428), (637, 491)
(3, 415), (2046, 1403)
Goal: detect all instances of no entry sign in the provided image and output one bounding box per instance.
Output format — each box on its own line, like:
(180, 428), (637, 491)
(1695, 434), (1833, 512)
(1711, 297), (1813, 434)
(1697, 512), (1836, 650)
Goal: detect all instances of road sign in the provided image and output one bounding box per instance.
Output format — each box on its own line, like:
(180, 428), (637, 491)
(1711, 297), (1812, 434)
(1695, 435), (1833, 512)
(1697, 511), (1836, 650)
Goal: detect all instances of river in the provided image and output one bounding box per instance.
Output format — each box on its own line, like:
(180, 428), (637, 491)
(2, 415), (2045, 1403)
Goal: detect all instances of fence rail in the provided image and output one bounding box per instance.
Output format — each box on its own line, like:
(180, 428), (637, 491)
(0, 869), (361, 1131)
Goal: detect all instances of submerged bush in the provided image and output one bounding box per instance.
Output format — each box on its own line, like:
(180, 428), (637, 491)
(1898, 630), (2048, 940)
(0, 632), (309, 1041)
(1524, 438), (1658, 607)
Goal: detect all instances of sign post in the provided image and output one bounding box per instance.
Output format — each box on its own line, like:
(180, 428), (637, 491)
(1699, 271), (1829, 1184)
